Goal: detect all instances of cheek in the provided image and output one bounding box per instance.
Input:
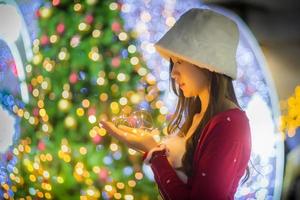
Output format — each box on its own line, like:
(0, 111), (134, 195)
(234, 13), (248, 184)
(181, 81), (196, 97)
(184, 74), (206, 93)
(184, 71), (198, 84)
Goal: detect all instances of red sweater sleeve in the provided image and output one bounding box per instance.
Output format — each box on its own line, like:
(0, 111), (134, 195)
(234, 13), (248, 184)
(150, 117), (250, 200)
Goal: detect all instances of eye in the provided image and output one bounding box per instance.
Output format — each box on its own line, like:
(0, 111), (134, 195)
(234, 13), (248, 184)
(176, 61), (182, 64)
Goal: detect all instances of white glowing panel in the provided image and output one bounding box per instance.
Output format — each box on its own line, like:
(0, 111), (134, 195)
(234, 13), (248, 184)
(0, 105), (16, 153)
(246, 94), (275, 156)
(0, 4), (22, 43)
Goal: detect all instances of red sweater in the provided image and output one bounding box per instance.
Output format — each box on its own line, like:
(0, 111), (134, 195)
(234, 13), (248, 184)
(147, 108), (252, 200)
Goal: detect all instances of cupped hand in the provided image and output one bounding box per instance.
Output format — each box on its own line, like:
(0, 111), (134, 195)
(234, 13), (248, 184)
(99, 120), (159, 153)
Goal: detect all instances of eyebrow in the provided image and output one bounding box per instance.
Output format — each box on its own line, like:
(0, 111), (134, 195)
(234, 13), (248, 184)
(172, 57), (181, 62)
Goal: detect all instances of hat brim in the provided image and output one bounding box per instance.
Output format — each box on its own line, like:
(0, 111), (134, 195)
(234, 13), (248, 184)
(154, 44), (224, 75)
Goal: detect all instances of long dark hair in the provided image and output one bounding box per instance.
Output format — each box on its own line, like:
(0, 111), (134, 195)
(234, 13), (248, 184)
(167, 58), (250, 184)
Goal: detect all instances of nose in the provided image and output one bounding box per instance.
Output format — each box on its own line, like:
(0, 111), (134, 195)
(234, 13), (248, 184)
(171, 66), (179, 80)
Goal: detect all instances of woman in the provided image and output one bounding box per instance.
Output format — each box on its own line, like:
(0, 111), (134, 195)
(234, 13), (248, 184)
(100, 8), (252, 199)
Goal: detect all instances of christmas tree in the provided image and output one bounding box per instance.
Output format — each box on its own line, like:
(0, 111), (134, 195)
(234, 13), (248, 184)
(10, 0), (167, 199)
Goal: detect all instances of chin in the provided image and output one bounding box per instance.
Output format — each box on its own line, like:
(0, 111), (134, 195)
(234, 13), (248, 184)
(183, 91), (192, 98)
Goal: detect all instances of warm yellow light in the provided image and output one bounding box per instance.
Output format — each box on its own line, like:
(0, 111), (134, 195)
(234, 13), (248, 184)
(159, 106), (169, 115)
(119, 97), (128, 105)
(104, 185), (113, 192)
(166, 17), (176, 27)
(57, 176), (64, 184)
(110, 143), (119, 152)
(31, 78), (37, 86)
(37, 191), (44, 198)
(155, 100), (164, 109)
(89, 129), (97, 137)
(117, 73), (126, 82)
(39, 108), (46, 117)
(118, 32), (128, 41)
(128, 44), (136, 53)
(50, 34), (58, 43)
(140, 11), (151, 23)
(29, 174), (36, 182)
(17, 109), (24, 117)
(46, 153), (52, 161)
(37, 75), (43, 83)
(61, 144), (69, 153)
(65, 116), (76, 128)
(99, 93), (108, 102)
(76, 108), (85, 116)
(3, 193), (9, 199)
(32, 89), (39, 97)
(42, 124), (49, 132)
(111, 84), (119, 93)
(130, 94), (140, 104)
(98, 128), (107, 136)
(114, 193), (122, 199)
(38, 100), (44, 108)
(45, 192), (51, 199)
(58, 51), (67, 60)
(135, 172), (143, 180)
(93, 166), (100, 173)
(116, 182), (125, 189)
(97, 77), (105, 85)
(88, 115), (97, 124)
(24, 111), (30, 119)
(92, 29), (101, 38)
(62, 90), (70, 99)
(109, 2), (118, 10)
(157, 114), (166, 123)
(110, 102), (120, 114)
(29, 116), (35, 124)
(137, 67), (147, 76)
(43, 171), (50, 179)
(89, 51), (100, 61)
(79, 147), (87, 155)
(78, 22), (88, 31)
(74, 3), (82, 12)
(128, 148), (136, 155)
(13, 167), (19, 174)
(128, 180), (136, 187)
(32, 53), (43, 65)
(146, 73), (156, 85)
(18, 144), (24, 152)
(82, 99), (90, 108)
(130, 57), (139, 65)
(87, 189), (95, 196)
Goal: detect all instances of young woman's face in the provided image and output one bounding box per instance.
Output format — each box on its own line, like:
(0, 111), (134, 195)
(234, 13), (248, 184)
(170, 56), (210, 97)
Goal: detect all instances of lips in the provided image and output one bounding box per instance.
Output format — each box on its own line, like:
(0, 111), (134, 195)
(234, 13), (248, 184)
(179, 83), (185, 88)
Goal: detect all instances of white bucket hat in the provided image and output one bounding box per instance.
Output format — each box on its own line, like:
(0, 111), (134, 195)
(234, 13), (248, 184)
(154, 8), (239, 80)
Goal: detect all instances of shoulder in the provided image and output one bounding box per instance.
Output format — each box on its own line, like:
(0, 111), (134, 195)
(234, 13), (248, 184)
(207, 108), (251, 141)
(213, 108), (249, 125)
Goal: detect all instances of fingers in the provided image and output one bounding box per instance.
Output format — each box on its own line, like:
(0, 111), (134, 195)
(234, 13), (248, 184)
(100, 121), (128, 141)
(118, 125), (154, 136)
(99, 121), (138, 143)
(117, 125), (138, 134)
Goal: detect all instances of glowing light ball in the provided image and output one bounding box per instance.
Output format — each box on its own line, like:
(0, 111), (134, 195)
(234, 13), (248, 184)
(112, 109), (154, 131)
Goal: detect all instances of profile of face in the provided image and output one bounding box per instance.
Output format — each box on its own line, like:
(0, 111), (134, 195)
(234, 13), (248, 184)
(170, 56), (210, 98)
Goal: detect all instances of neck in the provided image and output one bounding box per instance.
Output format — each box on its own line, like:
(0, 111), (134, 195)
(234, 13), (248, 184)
(196, 87), (210, 119)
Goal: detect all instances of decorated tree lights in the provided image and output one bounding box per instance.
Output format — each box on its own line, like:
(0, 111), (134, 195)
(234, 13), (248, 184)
(10, 0), (167, 199)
